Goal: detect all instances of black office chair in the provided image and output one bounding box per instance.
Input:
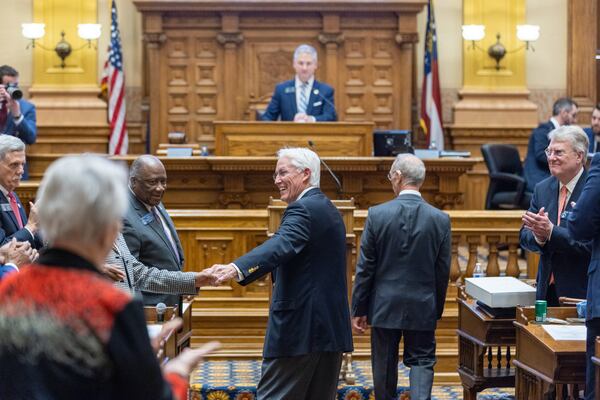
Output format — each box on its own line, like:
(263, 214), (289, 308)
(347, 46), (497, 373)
(481, 144), (532, 210)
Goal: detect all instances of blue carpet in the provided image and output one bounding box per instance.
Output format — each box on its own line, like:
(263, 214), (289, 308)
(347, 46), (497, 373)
(189, 360), (514, 399)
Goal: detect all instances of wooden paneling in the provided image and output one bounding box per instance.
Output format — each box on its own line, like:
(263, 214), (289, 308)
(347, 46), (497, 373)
(133, 0), (426, 153)
(214, 121), (374, 156)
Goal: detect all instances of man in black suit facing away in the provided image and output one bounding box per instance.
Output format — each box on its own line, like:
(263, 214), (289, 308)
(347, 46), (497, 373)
(0, 135), (41, 248)
(205, 147), (353, 400)
(352, 153), (451, 400)
(524, 97), (578, 192)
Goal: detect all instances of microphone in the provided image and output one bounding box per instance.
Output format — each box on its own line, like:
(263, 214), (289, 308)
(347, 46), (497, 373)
(312, 88), (336, 111)
(308, 140), (343, 195)
(156, 302), (167, 323)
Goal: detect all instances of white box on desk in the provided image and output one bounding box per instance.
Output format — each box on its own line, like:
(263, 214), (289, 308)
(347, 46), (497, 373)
(465, 277), (536, 308)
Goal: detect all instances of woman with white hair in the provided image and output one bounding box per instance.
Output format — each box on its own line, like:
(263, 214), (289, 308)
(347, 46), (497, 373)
(0, 154), (216, 400)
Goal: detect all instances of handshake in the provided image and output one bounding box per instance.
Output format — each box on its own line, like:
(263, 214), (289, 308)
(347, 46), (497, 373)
(194, 263), (239, 287)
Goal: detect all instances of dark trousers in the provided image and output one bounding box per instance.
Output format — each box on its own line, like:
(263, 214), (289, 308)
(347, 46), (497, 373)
(586, 318), (600, 400)
(256, 351), (343, 400)
(546, 283), (560, 307)
(371, 327), (436, 400)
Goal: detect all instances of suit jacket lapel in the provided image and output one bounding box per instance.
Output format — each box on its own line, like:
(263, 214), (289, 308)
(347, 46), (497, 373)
(568, 169), (588, 211)
(546, 179), (559, 225)
(306, 81), (318, 115)
(0, 192), (20, 230)
(285, 81), (297, 113)
(155, 204), (183, 262)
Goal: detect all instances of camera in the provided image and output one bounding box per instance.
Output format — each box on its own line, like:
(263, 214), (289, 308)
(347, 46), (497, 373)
(4, 83), (23, 100)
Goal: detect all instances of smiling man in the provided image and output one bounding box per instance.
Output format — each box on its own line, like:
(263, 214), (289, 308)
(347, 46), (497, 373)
(520, 125), (592, 306)
(205, 148), (353, 400)
(122, 155), (186, 306)
(261, 44), (337, 122)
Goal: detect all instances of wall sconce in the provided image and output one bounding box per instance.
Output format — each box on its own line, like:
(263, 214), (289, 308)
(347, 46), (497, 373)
(22, 23), (102, 68)
(462, 24), (540, 70)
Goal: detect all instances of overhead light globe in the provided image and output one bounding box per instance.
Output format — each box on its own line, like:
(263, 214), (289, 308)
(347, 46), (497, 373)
(462, 25), (485, 41)
(78, 24), (102, 40)
(22, 23), (45, 40)
(516, 25), (540, 42)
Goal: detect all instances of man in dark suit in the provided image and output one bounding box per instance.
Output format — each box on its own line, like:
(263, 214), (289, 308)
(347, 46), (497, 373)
(524, 97), (578, 192)
(205, 148), (353, 400)
(0, 65), (37, 180)
(568, 152), (600, 400)
(261, 44), (337, 122)
(351, 154), (451, 400)
(0, 135), (41, 248)
(583, 104), (600, 153)
(520, 126), (592, 306)
(122, 155), (186, 306)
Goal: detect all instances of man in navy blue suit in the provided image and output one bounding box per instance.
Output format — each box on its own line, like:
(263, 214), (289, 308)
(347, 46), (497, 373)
(584, 104), (600, 153)
(0, 65), (37, 180)
(520, 126), (591, 306)
(205, 148), (352, 400)
(568, 151), (600, 399)
(0, 135), (42, 249)
(524, 97), (578, 192)
(261, 44), (337, 122)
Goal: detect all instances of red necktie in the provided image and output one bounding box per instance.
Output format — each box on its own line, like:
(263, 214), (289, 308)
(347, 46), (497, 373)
(557, 185), (568, 225)
(0, 102), (7, 131)
(8, 192), (23, 229)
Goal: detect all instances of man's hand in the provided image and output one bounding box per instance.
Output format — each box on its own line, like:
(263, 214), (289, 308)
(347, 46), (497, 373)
(195, 270), (218, 287)
(0, 85), (21, 117)
(293, 113), (310, 123)
(0, 239), (35, 267)
(351, 316), (368, 335)
(25, 202), (39, 233)
(522, 207), (553, 243)
(163, 340), (220, 377)
(210, 263), (238, 285)
(100, 263), (126, 282)
(150, 317), (183, 353)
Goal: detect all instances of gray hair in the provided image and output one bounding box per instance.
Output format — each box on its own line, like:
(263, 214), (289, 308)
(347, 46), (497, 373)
(129, 154), (162, 180)
(293, 44), (318, 63)
(552, 97), (577, 116)
(548, 125), (590, 155)
(36, 155), (128, 246)
(390, 153), (426, 187)
(0, 135), (25, 160)
(277, 147), (321, 187)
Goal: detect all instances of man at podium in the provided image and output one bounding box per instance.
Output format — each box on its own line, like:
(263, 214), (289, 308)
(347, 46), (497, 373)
(261, 44), (337, 122)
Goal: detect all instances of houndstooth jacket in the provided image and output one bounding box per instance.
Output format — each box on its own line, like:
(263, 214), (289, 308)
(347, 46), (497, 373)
(107, 233), (197, 296)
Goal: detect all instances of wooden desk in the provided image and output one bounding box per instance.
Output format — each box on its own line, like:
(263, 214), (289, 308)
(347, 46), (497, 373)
(513, 307), (586, 400)
(457, 289), (516, 400)
(214, 121), (374, 156)
(177, 299), (194, 352)
(145, 305), (178, 362)
(24, 155), (479, 210)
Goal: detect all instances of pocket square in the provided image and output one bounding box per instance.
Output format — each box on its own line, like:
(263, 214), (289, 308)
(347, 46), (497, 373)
(313, 101), (322, 106)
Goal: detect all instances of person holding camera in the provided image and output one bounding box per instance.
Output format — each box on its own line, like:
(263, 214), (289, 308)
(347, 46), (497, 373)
(0, 65), (36, 147)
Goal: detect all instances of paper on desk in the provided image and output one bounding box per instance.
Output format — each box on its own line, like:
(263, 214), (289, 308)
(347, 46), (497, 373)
(542, 325), (587, 341)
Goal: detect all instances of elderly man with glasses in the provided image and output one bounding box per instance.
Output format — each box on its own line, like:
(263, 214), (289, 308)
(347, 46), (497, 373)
(520, 125), (592, 306)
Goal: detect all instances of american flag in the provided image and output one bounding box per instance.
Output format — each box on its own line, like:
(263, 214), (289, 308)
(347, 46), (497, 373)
(101, 0), (128, 155)
(419, 0), (444, 150)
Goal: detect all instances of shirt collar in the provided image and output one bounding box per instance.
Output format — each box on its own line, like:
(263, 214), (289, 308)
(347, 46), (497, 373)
(129, 187), (153, 212)
(398, 189), (421, 197)
(550, 117), (561, 129)
(560, 166), (584, 194)
(295, 76), (314, 90)
(0, 185), (9, 197)
(297, 186), (317, 200)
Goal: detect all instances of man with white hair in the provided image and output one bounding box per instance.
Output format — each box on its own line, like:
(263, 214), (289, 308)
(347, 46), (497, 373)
(520, 125), (592, 305)
(0, 135), (41, 248)
(206, 147), (353, 399)
(261, 44), (337, 122)
(352, 153), (451, 400)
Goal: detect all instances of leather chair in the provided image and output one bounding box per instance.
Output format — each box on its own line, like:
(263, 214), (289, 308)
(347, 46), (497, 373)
(481, 144), (532, 210)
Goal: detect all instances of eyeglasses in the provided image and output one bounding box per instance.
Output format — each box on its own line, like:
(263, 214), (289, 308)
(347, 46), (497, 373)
(273, 168), (302, 182)
(544, 148), (569, 158)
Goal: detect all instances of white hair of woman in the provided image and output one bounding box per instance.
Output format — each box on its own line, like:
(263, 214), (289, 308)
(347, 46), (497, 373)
(277, 147), (321, 187)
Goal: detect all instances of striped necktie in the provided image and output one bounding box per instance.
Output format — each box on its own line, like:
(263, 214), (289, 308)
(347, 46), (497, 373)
(298, 82), (309, 114)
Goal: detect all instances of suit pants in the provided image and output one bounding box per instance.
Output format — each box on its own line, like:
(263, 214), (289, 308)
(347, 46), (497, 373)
(371, 327), (436, 400)
(256, 351), (343, 400)
(586, 318), (600, 400)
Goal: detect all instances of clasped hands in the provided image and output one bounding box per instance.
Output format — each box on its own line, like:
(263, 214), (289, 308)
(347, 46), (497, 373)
(194, 263), (238, 287)
(522, 206), (553, 243)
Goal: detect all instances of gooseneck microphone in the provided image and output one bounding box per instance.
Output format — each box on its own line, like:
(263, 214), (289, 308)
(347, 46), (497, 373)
(312, 89), (336, 111)
(308, 140), (343, 195)
(156, 302), (167, 323)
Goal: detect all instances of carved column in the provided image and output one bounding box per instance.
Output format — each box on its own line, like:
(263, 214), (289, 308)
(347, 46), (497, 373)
(217, 14), (244, 120)
(319, 14), (344, 96)
(395, 15), (419, 131)
(142, 14), (166, 152)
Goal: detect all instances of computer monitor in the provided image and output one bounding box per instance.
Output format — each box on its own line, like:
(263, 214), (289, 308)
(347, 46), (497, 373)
(373, 130), (413, 156)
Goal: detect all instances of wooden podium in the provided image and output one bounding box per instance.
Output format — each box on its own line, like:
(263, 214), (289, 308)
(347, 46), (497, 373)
(214, 121), (374, 156)
(513, 306), (585, 399)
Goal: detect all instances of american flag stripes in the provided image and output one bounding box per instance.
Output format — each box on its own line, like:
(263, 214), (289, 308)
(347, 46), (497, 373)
(419, 0), (444, 150)
(101, 0), (128, 155)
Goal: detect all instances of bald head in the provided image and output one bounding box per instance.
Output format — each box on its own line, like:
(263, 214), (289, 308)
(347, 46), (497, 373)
(129, 155), (167, 207)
